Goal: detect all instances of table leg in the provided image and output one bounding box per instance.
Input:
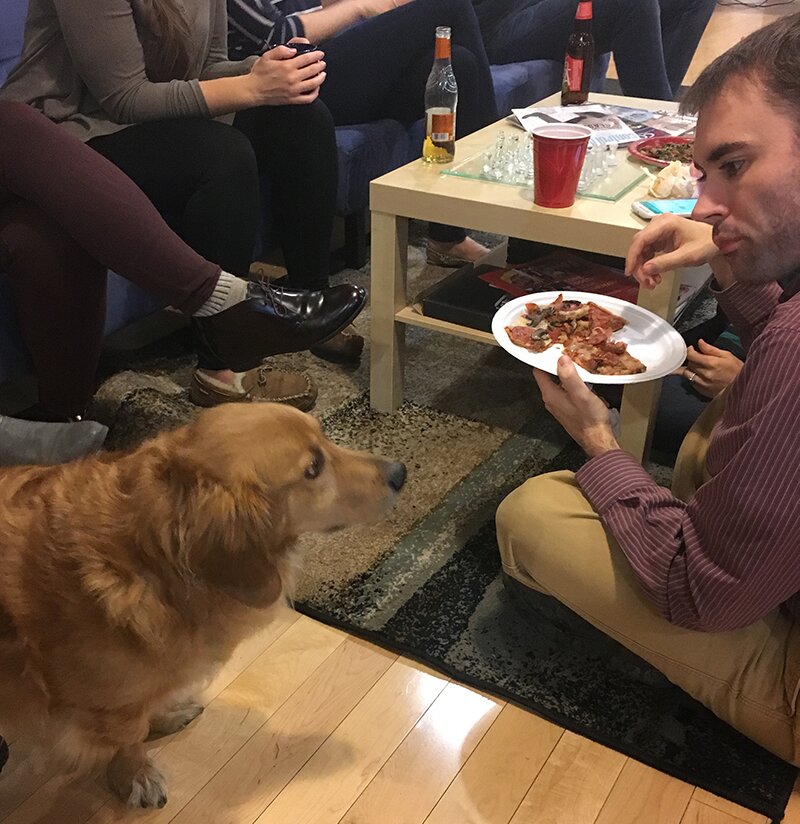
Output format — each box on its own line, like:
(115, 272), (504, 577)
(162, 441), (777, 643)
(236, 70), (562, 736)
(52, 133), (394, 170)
(369, 211), (409, 412)
(618, 269), (681, 463)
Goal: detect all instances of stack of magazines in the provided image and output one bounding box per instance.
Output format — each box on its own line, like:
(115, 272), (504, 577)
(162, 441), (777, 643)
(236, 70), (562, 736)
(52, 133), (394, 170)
(507, 103), (696, 148)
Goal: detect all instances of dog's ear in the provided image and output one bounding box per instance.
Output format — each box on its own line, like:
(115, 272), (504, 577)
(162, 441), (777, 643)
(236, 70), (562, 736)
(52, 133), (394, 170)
(166, 458), (290, 610)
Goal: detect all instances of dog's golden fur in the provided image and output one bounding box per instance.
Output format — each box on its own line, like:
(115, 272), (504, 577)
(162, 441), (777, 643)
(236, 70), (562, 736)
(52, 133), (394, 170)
(0, 403), (404, 807)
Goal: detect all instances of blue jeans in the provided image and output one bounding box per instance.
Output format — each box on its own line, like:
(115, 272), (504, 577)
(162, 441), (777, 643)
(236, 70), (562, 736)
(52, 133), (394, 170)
(480, 0), (715, 100)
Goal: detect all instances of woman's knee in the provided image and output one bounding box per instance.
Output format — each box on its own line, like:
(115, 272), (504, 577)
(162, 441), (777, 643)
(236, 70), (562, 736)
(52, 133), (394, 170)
(0, 200), (76, 270)
(256, 98), (335, 137)
(206, 124), (259, 183)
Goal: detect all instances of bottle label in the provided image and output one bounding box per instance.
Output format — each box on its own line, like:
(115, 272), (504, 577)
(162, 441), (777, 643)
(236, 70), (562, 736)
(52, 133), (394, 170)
(576, 0), (592, 20)
(430, 112), (455, 142)
(434, 38), (451, 60)
(565, 55), (584, 92)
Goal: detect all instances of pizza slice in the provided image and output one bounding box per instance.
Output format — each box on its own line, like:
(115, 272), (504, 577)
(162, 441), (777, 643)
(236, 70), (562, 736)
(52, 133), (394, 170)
(504, 294), (646, 376)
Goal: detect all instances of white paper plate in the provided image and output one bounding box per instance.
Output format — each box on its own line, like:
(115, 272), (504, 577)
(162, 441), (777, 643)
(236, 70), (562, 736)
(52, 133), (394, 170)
(492, 291), (687, 384)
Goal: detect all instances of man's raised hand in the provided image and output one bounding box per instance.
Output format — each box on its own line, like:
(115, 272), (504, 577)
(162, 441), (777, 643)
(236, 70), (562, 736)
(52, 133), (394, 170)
(625, 215), (719, 289)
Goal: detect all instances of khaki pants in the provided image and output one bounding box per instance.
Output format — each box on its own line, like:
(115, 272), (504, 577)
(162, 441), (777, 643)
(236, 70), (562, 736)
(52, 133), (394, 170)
(496, 394), (800, 765)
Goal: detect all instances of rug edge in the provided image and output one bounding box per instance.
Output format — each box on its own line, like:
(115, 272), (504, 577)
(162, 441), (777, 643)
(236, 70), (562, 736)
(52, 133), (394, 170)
(294, 599), (794, 822)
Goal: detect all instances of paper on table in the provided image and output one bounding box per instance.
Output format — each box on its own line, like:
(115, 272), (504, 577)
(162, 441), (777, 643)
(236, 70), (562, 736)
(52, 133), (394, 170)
(507, 104), (696, 147)
(507, 105), (639, 147)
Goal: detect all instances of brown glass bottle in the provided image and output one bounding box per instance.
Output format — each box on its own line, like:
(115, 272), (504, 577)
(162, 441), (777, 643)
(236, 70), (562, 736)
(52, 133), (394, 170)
(561, 0), (594, 106)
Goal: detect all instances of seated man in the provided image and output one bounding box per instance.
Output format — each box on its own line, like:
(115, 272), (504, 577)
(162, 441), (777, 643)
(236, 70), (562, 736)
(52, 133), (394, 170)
(475, 0), (715, 100)
(496, 13), (800, 765)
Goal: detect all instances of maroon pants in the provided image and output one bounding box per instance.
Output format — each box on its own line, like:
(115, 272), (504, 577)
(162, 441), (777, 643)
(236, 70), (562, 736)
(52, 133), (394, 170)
(0, 102), (220, 418)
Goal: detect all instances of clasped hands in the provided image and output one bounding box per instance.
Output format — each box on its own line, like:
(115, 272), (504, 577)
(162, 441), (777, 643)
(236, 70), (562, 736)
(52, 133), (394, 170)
(249, 38), (326, 106)
(534, 215), (727, 457)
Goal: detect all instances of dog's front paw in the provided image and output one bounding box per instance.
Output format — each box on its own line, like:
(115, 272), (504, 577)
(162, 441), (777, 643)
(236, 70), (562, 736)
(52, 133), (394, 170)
(126, 762), (168, 809)
(148, 701), (205, 738)
(107, 748), (168, 809)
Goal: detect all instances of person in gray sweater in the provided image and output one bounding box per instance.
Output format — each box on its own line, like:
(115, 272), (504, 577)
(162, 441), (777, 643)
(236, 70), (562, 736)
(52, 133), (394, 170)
(1, 0), (358, 405)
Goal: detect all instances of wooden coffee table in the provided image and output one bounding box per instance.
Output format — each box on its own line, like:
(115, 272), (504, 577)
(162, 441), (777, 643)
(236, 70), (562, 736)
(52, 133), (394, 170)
(369, 92), (685, 463)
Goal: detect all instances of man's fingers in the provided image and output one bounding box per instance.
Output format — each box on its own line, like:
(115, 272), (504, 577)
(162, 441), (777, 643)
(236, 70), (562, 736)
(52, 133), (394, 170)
(532, 367), (557, 397)
(533, 368), (567, 410)
(624, 235), (653, 282)
(696, 338), (724, 356)
(555, 355), (589, 395)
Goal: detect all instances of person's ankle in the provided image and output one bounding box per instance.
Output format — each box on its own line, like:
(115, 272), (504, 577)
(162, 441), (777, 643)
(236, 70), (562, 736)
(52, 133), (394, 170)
(428, 236), (490, 262)
(197, 368), (237, 386)
(192, 271), (248, 317)
(196, 368), (248, 394)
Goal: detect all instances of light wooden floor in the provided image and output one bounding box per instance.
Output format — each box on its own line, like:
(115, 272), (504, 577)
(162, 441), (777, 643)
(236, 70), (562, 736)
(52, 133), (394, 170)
(3, 3), (800, 823)
(2, 606), (797, 824)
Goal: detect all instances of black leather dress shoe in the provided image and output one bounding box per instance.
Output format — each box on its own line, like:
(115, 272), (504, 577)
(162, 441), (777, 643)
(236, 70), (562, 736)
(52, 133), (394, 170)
(193, 281), (366, 373)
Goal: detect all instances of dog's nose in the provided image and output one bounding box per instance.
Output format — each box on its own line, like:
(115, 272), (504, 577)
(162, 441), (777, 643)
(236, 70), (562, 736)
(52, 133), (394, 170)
(387, 461), (406, 492)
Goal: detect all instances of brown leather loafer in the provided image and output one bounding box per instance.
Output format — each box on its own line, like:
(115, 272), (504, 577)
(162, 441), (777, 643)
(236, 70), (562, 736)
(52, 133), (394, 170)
(310, 325), (365, 363)
(189, 366), (318, 411)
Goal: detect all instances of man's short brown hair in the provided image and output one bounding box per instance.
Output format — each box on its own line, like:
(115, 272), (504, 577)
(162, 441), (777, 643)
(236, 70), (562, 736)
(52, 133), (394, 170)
(681, 12), (800, 125)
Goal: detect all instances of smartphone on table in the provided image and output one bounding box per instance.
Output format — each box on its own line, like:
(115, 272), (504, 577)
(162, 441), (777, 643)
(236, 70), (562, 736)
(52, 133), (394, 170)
(631, 199), (698, 220)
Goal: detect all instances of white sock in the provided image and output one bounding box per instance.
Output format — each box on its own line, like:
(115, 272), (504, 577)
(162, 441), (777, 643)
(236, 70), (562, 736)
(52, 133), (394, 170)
(192, 271), (249, 317)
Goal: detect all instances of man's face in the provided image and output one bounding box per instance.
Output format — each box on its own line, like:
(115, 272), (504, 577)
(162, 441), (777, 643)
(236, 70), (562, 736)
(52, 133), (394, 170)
(692, 79), (800, 283)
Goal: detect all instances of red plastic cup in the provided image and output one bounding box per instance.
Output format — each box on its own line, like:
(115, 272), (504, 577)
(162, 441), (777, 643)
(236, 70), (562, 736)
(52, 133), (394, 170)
(531, 124), (592, 208)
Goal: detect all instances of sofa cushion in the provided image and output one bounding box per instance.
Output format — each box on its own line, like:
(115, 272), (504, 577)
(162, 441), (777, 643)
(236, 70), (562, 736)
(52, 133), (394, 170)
(335, 119), (420, 216)
(0, 0), (26, 86)
(491, 59), (565, 114)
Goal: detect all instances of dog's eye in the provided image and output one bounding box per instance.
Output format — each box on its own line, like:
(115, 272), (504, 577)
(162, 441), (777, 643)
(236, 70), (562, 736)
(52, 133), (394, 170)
(304, 450), (324, 480)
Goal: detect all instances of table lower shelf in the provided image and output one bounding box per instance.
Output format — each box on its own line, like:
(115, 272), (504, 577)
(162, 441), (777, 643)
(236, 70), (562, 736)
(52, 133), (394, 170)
(395, 306), (499, 345)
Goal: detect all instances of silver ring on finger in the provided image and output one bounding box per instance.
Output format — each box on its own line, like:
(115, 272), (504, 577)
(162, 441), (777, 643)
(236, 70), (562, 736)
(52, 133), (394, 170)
(685, 369), (696, 383)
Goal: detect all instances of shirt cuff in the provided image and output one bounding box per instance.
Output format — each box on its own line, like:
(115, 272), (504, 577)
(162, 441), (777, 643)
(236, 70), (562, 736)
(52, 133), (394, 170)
(576, 449), (660, 513)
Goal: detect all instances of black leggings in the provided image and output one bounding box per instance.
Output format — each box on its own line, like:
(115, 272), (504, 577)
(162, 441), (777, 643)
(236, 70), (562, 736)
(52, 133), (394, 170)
(318, 0), (499, 244)
(89, 100), (337, 290)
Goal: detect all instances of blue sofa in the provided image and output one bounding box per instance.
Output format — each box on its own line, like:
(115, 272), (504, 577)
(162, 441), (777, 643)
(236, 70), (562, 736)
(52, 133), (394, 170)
(0, 0), (607, 386)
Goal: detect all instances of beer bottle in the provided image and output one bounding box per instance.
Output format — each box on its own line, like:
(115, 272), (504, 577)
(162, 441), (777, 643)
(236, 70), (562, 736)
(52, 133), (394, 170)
(423, 26), (458, 163)
(561, 0), (594, 106)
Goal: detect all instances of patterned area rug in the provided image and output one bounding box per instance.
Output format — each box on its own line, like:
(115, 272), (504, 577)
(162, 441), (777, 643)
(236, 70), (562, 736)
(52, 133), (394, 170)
(88, 235), (796, 822)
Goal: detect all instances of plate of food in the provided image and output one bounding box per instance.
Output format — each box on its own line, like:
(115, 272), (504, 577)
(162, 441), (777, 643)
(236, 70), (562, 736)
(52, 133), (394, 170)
(628, 135), (694, 167)
(492, 291), (687, 384)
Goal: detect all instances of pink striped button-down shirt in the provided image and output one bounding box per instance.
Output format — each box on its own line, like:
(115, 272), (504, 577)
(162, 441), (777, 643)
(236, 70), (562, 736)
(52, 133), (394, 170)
(576, 278), (800, 632)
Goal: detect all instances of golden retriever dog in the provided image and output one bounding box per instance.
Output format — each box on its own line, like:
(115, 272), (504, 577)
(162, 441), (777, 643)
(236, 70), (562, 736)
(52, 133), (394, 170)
(0, 403), (405, 808)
